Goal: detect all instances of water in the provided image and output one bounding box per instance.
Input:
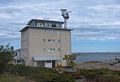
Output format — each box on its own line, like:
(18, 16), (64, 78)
(74, 53), (120, 63)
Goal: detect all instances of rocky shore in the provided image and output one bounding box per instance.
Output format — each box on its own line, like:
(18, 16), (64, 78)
(76, 59), (120, 70)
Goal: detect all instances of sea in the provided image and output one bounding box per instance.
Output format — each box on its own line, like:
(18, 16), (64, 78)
(73, 52), (120, 63)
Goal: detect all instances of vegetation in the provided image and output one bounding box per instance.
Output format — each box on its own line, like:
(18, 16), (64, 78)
(77, 68), (120, 82)
(0, 64), (75, 82)
(0, 74), (30, 82)
(0, 44), (14, 73)
(6, 64), (75, 82)
(0, 44), (75, 82)
(63, 54), (76, 67)
(1, 44), (120, 82)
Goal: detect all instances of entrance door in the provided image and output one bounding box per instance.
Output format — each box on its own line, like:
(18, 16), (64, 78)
(52, 60), (55, 67)
(45, 61), (52, 68)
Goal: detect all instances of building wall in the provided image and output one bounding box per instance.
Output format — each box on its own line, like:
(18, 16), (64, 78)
(21, 29), (29, 65)
(21, 28), (71, 66)
(13, 49), (22, 64)
(14, 49), (21, 58)
(60, 31), (71, 66)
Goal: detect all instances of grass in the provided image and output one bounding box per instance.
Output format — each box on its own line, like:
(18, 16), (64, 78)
(0, 74), (16, 82)
(0, 74), (31, 82)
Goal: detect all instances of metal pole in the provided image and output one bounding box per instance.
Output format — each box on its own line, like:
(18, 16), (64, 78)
(64, 18), (67, 29)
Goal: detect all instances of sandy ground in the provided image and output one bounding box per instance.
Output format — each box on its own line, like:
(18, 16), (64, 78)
(75, 60), (120, 70)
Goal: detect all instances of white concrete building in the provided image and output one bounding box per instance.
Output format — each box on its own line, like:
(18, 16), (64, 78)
(20, 19), (72, 68)
(13, 49), (24, 64)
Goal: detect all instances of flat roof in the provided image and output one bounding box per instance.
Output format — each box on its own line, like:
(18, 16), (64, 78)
(27, 19), (64, 25)
(20, 26), (73, 32)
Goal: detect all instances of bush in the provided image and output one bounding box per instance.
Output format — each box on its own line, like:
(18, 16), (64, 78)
(7, 64), (75, 82)
(0, 44), (14, 74)
(78, 68), (120, 82)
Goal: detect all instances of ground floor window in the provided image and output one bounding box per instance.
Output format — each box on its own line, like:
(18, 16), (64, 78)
(37, 61), (45, 67)
(36, 60), (56, 68)
(46, 60), (51, 63)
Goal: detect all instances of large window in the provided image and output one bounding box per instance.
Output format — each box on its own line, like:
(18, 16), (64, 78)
(48, 48), (55, 52)
(52, 24), (56, 27)
(35, 22), (44, 27)
(45, 23), (50, 27)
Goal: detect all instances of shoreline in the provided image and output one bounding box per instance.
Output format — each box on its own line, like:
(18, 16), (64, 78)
(75, 60), (120, 71)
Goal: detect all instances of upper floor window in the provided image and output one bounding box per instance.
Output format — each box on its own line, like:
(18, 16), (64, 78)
(48, 39), (55, 43)
(44, 48), (46, 52)
(52, 24), (56, 27)
(48, 48), (55, 52)
(58, 40), (61, 43)
(58, 48), (61, 51)
(45, 23), (50, 27)
(35, 22), (44, 27)
(43, 39), (46, 42)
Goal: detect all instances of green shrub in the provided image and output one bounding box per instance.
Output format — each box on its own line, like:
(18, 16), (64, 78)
(78, 68), (120, 82)
(7, 64), (75, 82)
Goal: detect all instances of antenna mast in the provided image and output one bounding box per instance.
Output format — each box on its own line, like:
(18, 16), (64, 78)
(60, 9), (70, 29)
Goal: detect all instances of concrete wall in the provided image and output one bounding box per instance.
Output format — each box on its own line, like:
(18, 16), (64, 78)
(21, 28), (71, 67)
(21, 29), (29, 65)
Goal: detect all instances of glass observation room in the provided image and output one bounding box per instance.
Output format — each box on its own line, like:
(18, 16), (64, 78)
(27, 19), (64, 28)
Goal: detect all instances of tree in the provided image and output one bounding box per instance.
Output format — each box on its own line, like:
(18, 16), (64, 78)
(63, 54), (76, 67)
(0, 44), (14, 73)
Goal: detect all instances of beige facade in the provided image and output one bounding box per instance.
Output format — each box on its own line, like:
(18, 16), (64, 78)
(20, 19), (72, 67)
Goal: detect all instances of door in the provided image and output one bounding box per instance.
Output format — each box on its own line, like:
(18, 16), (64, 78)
(45, 61), (52, 68)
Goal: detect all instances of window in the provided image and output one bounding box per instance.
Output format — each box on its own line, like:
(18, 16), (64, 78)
(52, 24), (56, 27)
(48, 39), (55, 43)
(58, 40), (60, 43)
(44, 48), (46, 52)
(48, 48), (55, 52)
(58, 48), (61, 51)
(48, 48), (51, 52)
(43, 39), (46, 42)
(45, 23), (49, 27)
(35, 22), (44, 27)
(56, 24), (62, 28)
(48, 39), (51, 42)
(46, 61), (51, 63)
(37, 61), (45, 67)
(53, 48), (55, 51)
(35, 22), (37, 26)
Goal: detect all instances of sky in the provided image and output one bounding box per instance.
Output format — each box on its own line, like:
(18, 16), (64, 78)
(0, 0), (120, 52)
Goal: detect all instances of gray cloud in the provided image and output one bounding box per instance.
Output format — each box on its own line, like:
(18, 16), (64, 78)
(72, 25), (120, 40)
(0, 0), (120, 46)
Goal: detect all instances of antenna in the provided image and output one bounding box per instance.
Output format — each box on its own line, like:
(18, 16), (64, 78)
(60, 9), (71, 29)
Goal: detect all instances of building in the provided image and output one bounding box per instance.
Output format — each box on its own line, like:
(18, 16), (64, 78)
(19, 19), (72, 68)
(13, 49), (24, 64)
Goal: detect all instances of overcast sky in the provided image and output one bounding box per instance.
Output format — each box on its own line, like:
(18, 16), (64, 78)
(0, 0), (120, 52)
